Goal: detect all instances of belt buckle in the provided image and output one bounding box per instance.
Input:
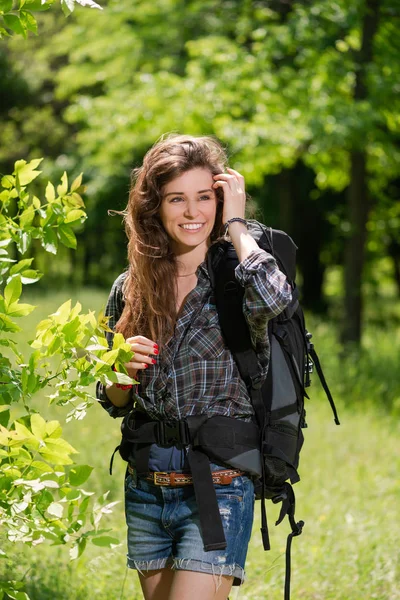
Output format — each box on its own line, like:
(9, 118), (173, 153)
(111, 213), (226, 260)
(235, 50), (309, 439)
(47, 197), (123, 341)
(153, 471), (170, 486)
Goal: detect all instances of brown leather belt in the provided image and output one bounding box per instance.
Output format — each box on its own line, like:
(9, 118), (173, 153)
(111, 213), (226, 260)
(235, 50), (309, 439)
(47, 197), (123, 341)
(128, 464), (244, 486)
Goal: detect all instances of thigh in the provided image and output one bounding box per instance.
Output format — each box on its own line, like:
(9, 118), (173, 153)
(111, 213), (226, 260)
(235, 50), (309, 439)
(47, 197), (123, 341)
(169, 570), (233, 600)
(138, 568), (175, 600)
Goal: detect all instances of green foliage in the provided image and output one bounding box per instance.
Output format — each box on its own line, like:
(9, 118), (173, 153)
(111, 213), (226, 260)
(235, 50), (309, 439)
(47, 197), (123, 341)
(2, 0), (399, 298)
(0, 162), (136, 600)
(0, 0), (102, 39)
(39, 0), (399, 192)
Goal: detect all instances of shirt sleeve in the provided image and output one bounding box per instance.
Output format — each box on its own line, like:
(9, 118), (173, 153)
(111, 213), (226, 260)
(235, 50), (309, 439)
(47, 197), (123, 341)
(235, 248), (292, 348)
(96, 272), (135, 418)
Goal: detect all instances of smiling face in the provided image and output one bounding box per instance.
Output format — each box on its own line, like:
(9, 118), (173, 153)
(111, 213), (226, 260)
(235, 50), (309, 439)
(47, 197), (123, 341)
(159, 168), (218, 255)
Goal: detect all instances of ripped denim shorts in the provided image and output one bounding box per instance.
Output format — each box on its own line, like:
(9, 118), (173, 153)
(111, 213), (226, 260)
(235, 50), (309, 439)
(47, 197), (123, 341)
(124, 465), (255, 586)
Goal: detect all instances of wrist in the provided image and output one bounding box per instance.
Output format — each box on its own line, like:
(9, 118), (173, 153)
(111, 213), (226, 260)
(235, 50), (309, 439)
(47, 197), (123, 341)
(222, 217), (247, 236)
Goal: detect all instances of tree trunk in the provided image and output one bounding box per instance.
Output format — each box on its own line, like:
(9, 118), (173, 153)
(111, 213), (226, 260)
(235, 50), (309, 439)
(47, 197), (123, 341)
(388, 238), (400, 297)
(342, 152), (369, 343)
(341, 0), (380, 345)
(278, 169), (294, 236)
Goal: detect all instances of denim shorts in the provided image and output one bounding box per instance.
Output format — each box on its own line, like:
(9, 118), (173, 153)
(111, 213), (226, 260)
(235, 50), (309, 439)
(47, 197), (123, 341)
(124, 466), (255, 586)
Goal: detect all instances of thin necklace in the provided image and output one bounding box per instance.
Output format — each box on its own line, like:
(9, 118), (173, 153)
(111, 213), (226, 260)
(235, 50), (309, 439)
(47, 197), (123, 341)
(177, 272), (197, 277)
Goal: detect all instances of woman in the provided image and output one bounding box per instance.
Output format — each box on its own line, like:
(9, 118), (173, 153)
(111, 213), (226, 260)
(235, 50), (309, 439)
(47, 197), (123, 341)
(96, 134), (292, 600)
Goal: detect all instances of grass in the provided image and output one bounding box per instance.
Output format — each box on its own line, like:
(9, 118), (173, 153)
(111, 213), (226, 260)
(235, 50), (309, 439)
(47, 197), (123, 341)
(1, 287), (399, 599)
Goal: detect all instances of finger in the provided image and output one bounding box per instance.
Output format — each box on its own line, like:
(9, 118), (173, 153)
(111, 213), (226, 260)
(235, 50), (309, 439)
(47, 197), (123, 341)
(226, 167), (244, 181)
(129, 351), (157, 365)
(126, 335), (158, 346)
(125, 361), (152, 373)
(213, 174), (244, 193)
(126, 361), (152, 372)
(126, 337), (158, 354)
(212, 180), (228, 188)
(129, 342), (158, 356)
(213, 173), (236, 182)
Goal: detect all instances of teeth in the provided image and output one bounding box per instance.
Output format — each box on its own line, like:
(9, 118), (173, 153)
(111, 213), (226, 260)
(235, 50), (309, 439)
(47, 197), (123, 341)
(180, 224), (203, 230)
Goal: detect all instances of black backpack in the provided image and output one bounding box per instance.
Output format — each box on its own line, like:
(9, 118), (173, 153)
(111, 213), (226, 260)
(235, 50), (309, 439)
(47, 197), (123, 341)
(207, 220), (340, 600)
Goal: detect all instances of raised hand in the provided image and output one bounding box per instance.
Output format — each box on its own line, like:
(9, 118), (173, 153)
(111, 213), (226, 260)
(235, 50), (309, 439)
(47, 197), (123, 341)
(212, 167), (246, 225)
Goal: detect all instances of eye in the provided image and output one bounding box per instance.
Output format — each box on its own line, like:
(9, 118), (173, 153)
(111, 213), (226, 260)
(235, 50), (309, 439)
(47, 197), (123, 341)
(170, 196), (184, 203)
(199, 195), (211, 201)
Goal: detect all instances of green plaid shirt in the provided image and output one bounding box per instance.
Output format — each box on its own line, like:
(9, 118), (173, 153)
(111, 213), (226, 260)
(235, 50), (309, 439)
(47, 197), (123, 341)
(96, 248), (292, 423)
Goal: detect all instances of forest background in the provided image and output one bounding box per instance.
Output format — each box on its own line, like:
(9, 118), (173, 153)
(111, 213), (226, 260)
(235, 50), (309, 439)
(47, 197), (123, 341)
(0, 0), (399, 599)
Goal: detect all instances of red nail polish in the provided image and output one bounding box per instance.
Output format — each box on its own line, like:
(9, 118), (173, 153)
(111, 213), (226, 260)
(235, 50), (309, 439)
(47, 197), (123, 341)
(143, 364), (148, 369)
(154, 349), (159, 355)
(151, 358), (156, 364)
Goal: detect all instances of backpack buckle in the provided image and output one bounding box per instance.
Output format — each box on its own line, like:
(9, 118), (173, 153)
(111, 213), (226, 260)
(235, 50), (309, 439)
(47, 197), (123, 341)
(157, 421), (190, 446)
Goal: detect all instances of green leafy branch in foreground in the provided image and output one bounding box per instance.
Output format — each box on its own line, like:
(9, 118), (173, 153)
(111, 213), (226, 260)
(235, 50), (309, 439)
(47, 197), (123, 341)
(0, 160), (135, 599)
(0, 0), (102, 39)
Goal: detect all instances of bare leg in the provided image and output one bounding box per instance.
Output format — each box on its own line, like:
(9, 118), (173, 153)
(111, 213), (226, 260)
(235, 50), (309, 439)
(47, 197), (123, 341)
(168, 570), (234, 600)
(138, 568), (175, 600)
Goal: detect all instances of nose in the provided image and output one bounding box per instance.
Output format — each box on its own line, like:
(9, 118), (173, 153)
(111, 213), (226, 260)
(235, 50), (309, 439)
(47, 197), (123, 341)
(183, 199), (198, 219)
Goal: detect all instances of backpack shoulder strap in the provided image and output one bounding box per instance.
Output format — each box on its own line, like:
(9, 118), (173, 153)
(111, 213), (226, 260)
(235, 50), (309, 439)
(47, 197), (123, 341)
(207, 234), (266, 426)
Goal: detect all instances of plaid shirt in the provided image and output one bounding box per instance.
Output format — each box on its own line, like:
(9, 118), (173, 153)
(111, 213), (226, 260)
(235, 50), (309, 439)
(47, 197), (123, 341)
(96, 248), (292, 424)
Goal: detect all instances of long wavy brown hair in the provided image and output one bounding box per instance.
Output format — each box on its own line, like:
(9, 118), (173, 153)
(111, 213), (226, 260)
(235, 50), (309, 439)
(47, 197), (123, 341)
(115, 134), (228, 345)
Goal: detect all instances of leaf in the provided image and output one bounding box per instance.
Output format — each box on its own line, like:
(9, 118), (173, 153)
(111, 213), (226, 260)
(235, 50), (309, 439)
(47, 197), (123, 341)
(91, 535), (119, 547)
(45, 181), (55, 203)
(31, 413), (46, 440)
(58, 224), (77, 249)
(24, 0), (54, 11)
(40, 451), (74, 466)
(47, 502), (64, 518)
(75, 0), (103, 9)
(61, 0), (74, 16)
(69, 544), (79, 560)
(112, 332), (126, 350)
(0, 0), (13, 11)
(19, 9), (38, 34)
(21, 270), (42, 284)
(0, 409), (10, 427)
(57, 172), (68, 197)
(1, 174), (14, 188)
(69, 465), (93, 486)
(64, 209), (86, 224)
(14, 158), (43, 186)
(19, 205), (35, 228)
(71, 173), (83, 191)
(62, 316), (80, 342)
(70, 192), (85, 208)
(50, 299), (71, 324)
(4, 276), (22, 309)
(15, 230), (31, 254)
(42, 227), (58, 254)
(10, 258), (34, 275)
(0, 313), (21, 333)
(7, 302), (36, 317)
(3, 14), (26, 37)
(14, 421), (36, 442)
(42, 437), (78, 456)
(45, 420), (62, 438)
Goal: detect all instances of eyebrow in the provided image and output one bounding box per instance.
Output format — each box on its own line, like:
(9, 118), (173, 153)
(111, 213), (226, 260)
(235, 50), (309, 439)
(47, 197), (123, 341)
(164, 188), (214, 197)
